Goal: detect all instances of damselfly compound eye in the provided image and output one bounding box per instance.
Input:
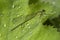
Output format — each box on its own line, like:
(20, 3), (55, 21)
(42, 9), (45, 12)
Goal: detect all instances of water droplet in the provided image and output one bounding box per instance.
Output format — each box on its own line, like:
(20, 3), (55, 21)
(53, 11), (56, 14)
(18, 6), (21, 9)
(44, 14), (47, 16)
(26, 23), (29, 26)
(12, 4), (15, 8)
(28, 26), (30, 29)
(54, 11), (56, 13)
(0, 33), (1, 37)
(4, 24), (6, 27)
(0, 13), (3, 17)
(17, 15), (20, 17)
(52, 1), (55, 5)
(22, 30), (24, 32)
(21, 26), (24, 28)
(16, 36), (18, 38)
(29, 32), (32, 35)
(9, 30), (11, 31)
(22, 10), (25, 12)
(0, 15), (3, 17)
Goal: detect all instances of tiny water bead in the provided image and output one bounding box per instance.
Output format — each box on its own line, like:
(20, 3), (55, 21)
(43, 14), (47, 17)
(12, 4), (15, 8)
(28, 26), (31, 29)
(26, 23), (30, 26)
(0, 13), (3, 17)
(12, 4), (21, 9)
(18, 6), (21, 9)
(22, 30), (25, 32)
(0, 33), (1, 37)
(52, 1), (56, 5)
(25, 23), (31, 29)
(29, 31), (32, 35)
(16, 36), (18, 38)
(4, 24), (6, 27)
(16, 15), (20, 17)
(0, 15), (3, 17)
(16, 14), (23, 17)
(53, 11), (56, 13)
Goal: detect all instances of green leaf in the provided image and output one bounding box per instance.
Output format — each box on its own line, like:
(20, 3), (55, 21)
(0, 0), (60, 40)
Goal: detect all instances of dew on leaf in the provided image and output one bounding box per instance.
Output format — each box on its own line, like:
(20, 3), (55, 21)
(12, 4), (15, 8)
(4, 24), (6, 27)
(22, 10), (25, 12)
(0, 15), (3, 17)
(43, 13), (47, 16)
(26, 23), (31, 29)
(52, 1), (55, 5)
(28, 26), (31, 29)
(26, 23), (30, 26)
(0, 13), (3, 17)
(18, 6), (21, 9)
(16, 36), (18, 38)
(0, 33), (1, 37)
(53, 11), (56, 13)
(29, 32), (32, 35)
(22, 30), (24, 32)
(17, 15), (20, 17)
